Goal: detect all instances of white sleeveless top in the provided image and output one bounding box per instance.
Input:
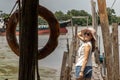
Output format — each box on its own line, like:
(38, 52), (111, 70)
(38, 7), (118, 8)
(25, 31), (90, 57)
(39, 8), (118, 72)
(75, 41), (92, 66)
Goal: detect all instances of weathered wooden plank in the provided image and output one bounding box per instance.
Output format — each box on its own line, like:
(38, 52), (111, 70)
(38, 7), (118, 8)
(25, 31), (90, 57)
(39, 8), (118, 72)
(91, 0), (97, 30)
(91, 0), (100, 65)
(19, 0), (38, 80)
(67, 41), (74, 80)
(112, 23), (119, 80)
(72, 16), (88, 19)
(97, 0), (113, 80)
(60, 52), (68, 80)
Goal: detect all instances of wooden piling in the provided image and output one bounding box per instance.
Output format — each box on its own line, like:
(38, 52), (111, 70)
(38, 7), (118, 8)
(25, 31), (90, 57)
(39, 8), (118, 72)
(91, 0), (97, 31)
(112, 23), (119, 80)
(60, 52), (68, 80)
(97, 0), (113, 80)
(73, 24), (78, 63)
(66, 41), (74, 80)
(91, 0), (100, 65)
(19, 0), (38, 80)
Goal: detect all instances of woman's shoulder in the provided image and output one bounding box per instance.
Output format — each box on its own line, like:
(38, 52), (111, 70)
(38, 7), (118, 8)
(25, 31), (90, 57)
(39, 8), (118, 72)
(84, 41), (92, 47)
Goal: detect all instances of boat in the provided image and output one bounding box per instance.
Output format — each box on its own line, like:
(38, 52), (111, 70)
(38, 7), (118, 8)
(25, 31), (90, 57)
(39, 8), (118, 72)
(38, 25), (68, 35)
(38, 19), (71, 35)
(0, 18), (6, 33)
(0, 19), (71, 36)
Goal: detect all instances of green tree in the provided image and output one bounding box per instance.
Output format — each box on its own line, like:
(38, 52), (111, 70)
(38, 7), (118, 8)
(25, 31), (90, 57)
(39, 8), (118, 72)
(38, 17), (47, 25)
(54, 11), (65, 21)
(107, 7), (117, 24)
(97, 7), (119, 25)
(67, 9), (92, 26)
(117, 17), (120, 24)
(1, 13), (9, 19)
(67, 9), (80, 16)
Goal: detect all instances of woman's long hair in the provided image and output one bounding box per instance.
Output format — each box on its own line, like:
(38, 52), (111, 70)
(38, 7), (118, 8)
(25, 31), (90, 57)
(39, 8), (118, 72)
(91, 38), (96, 52)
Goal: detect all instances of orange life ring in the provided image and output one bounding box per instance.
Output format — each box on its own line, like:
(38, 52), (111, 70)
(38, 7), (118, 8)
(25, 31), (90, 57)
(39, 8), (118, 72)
(6, 5), (60, 59)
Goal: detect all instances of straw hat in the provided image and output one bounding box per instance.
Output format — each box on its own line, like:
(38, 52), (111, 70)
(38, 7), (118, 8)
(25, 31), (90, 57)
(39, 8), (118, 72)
(87, 27), (96, 41)
(81, 27), (96, 41)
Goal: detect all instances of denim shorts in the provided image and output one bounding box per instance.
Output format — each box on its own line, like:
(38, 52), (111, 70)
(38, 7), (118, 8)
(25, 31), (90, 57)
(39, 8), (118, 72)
(75, 66), (92, 79)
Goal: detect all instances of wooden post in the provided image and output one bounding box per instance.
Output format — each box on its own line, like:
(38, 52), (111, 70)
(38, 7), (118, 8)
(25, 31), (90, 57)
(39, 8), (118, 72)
(19, 0), (38, 80)
(72, 24), (78, 63)
(97, 0), (113, 80)
(91, 0), (97, 31)
(60, 52), (68, 80)
(91, 0), (100, 65)
(112, 23), (119, 80)
(67, 38), (69, 53)
(86, 17), (88, 27)
(75, 24), (78, 39)
(71, 18), (74, 38)
(67, 41), (74, 80)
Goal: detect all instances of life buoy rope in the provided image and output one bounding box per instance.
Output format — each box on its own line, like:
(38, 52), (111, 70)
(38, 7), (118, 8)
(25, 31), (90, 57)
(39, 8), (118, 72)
(6, 5), (60, 59)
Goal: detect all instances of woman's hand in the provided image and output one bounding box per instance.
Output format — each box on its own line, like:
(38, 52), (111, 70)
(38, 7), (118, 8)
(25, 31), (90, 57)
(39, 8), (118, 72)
(79, 71), (84, 80)
(77, 29), (88, 41)
(77, 31), (84, 41)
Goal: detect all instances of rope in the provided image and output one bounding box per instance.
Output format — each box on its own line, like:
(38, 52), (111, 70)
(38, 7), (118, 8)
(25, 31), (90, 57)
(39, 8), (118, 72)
(9, 0), (19, 17)
(111, 0), (117, 9)
(3, 0), (19, 27)
(18, 0), (21, 24)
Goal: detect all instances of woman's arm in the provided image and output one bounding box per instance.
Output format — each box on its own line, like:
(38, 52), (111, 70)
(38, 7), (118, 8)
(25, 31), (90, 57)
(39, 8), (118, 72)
(77, 31), (84, 41)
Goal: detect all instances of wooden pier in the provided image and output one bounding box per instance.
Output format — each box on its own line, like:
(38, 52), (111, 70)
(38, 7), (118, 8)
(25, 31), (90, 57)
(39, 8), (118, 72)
(0, 0), (119, 80)
(60, 35), (104, 80)
(60, 0), (119, 80)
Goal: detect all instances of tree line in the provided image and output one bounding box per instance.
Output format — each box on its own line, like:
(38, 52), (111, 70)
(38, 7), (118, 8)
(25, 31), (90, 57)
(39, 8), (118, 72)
(1, 7), (120, 26)
(53, 7), (120, 26)
(54, 7), (120, 26)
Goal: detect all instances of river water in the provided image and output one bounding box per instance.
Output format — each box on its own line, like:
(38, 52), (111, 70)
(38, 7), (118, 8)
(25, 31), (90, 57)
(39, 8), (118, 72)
(0, 26), (120, 80)
(39, 26), (120, 69)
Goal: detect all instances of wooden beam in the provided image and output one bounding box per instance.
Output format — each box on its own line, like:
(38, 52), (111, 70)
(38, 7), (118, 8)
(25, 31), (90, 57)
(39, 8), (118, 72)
(67, 41), (74, 80)
(73, 24), (78, 63)
(72, 16), (89, 27)
(97, 0), (113, 80)
(91, 0), (97, 30)
(112, 23), (119, 80)
(60, 52), (68, 80)
(18, 0), (38, 80)
(91, 0), (100, 65)
(72, 16), (88, 19)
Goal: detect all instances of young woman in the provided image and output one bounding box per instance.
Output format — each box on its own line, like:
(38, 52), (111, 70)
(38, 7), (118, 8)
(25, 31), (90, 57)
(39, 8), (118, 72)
(75, 27), (96, 80)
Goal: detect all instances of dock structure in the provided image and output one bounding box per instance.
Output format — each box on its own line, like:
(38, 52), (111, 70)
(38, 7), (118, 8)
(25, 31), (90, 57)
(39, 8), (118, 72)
(0, 0), (119, 80)
(19, 0), (38, 80)
(60, 0), (119, 80)
(98, 0), (119, 80)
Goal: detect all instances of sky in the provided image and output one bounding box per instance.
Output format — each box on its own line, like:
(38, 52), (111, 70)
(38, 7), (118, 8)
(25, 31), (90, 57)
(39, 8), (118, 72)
(0, 0), (120, 16)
